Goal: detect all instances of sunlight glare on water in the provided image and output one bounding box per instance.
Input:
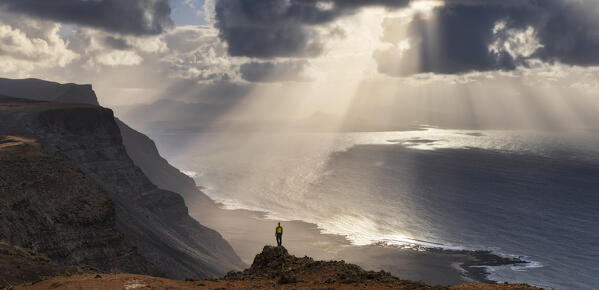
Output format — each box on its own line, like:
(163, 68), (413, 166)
(153, 128), (599, 289)
(161, 128), (599, 248)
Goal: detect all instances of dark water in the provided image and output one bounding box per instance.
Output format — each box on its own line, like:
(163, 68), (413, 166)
(152, 130), (599, 289)
(321, 144), (599, 289)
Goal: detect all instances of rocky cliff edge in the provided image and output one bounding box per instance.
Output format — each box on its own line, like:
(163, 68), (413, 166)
(10, 246), (542, 290)
(0, 96), (245, 280)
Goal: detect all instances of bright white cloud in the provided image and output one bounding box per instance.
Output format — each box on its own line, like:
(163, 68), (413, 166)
(489, 21), (543, 59)
(409, 0), (444, 14)
(202, 0), (217, 24)
(95, 50), (143, 66)
(0, 22), (78, 77)
(316, 1), (335, 11)
(161, 25), (239, 80)
(130, 36), (168, 53)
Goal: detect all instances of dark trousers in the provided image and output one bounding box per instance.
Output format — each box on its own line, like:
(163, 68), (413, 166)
(276, 233), (282, 246)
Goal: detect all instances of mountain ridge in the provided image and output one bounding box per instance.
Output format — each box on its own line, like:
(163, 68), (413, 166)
(0, 81), (245, 280)
(0, 136), (155, 278)
(0, 78), (99, 106)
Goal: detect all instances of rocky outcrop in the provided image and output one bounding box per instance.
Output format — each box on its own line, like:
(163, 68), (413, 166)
(0, 96), (245, 279)
(0, 136), (153, 275)
(220, 246), (540, 289)
(225, 246), (405, 285)
(7, 245), (542, 289)
(0, 78), (99, 106)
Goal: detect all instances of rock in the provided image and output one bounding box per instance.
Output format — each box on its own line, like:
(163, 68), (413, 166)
(224, 245), (405, 286)
(0, 240), (74, 287)
(0, 95), (244, 279)
(116, 119), (215, 207)
(0, 137), (153, 274)
(278, 274), (298, 284)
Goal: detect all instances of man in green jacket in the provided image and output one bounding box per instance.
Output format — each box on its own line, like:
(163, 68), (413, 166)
(275, 222), (283, 247)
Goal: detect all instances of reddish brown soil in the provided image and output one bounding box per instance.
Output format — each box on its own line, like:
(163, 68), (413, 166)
(11, 273), (540, 290)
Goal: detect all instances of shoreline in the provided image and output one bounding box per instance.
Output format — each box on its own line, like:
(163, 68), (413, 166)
(186, 190), (527, 286)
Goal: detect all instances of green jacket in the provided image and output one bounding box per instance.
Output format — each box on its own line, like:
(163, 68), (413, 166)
(275, 226), (283, 235)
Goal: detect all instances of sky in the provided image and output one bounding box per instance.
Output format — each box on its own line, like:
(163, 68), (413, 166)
(1, 0), (599, 132)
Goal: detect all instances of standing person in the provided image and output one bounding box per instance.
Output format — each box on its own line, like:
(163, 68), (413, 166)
(275, 222), (283, 247)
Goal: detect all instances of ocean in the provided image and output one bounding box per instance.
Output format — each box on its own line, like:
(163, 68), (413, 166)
(150, 129), (599, 289)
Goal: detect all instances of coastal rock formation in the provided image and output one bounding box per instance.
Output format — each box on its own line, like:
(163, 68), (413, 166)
(0, 95), (245, 279)
(10, 246), (541, 289)
(0, 136), (153, 274)
(116, 119), (215, 206)
(225, 245), (411, 285)
(0, 78), (217, 207)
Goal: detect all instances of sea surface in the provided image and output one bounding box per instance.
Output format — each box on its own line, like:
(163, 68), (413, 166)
(149, 128), (599, 289)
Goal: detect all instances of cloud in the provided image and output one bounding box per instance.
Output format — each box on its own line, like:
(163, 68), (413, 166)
(0, 0), (173, 35)
(214, 0), (325, 58)
(240, 60), (310, 82)
(62, 26), (169, 70)
(207, 0), (599, 76)
(373, 0), (599, 76)
(0, 16), (78, 77)
(0, 25), (75, 64)
(214, 0), (410, 58)
(532, 0), (599, 66)
(161, 26), (237, 80)
(103, 36), (131, 50)
(164, 25), (222, 53)
(489, 23), (543, 59)
(95, 51), (143, 67)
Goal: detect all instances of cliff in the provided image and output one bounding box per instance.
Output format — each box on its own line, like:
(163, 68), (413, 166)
(0, 78), (216, 208)
(116, 119), (215, 206)
(10, 246), (542, 289)
(0, 95), (244, 279)
(0, 78), (99, 106)
(0, 136), (154, 284)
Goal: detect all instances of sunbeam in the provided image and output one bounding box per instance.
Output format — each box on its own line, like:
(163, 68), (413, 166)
(3, 0), (599, 289)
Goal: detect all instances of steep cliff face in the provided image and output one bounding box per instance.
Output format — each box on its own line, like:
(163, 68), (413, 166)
(0, 78), (99, 106)
(0, 78), (215, 206)
(116, 119), (214, 206)
(0, 136), (153, 274)
(0, 96), (245, 278)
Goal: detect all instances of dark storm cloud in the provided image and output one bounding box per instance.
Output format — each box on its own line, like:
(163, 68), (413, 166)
(240, 61), (309, 82)
(103, 36), (131, 50)
(0, 0), (172, 35)
(214, 0), (410, 58)
(380, 4), (527, 75)
(376, 0), (599, 76)
(532, 1), (599, 66)
(214, 0), (599, 75)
